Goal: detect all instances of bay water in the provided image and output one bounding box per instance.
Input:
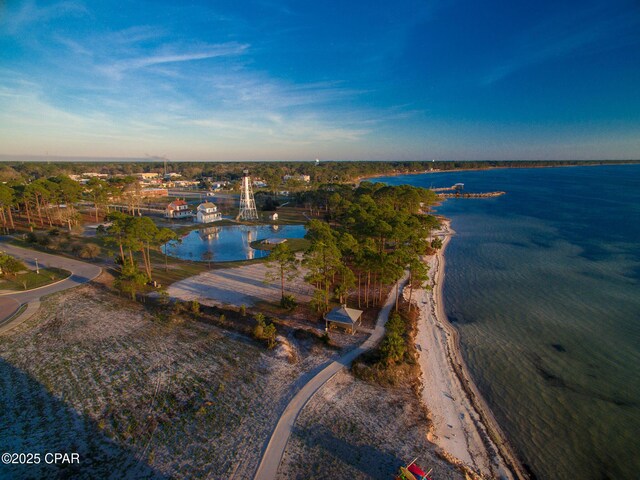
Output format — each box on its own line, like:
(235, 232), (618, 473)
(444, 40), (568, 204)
(376, 165), (640, 480)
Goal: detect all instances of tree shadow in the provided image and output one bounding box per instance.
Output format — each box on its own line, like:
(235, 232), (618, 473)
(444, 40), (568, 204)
(0, 358), (168, 479)
(291, 424), (403, 478)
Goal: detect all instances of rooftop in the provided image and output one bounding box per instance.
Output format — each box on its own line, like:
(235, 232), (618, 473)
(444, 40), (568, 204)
(325, 305), (363, 325)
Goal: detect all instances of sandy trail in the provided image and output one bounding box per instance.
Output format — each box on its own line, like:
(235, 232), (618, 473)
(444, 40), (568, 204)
(411, 223), (523, 479)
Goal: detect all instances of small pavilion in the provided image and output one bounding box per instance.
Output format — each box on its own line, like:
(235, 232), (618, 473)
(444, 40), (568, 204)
(324, 305), (364, 335)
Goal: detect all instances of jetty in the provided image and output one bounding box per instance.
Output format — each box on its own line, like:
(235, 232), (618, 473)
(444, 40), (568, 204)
(438, 191), (505, 198)
(431, 184), (506, 198)
(431, 183), (465, 192)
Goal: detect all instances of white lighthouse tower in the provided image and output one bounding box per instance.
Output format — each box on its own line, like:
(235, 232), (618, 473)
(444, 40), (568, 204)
(238, 169), (258, 220)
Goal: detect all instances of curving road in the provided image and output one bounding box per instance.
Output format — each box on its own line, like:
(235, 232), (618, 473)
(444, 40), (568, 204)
(0, 241), (102, 334)
(253, 273), (409, 480)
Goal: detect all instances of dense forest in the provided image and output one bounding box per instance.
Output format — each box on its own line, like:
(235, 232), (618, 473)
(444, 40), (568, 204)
(296, 182), (440, 316)
(1, 159), (638, 185)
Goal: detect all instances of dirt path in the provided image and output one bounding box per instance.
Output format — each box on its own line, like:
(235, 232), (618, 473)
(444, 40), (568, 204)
(253, 273), (409, 480)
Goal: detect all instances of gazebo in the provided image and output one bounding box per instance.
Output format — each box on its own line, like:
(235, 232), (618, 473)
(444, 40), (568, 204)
(324, 305), (364, 335)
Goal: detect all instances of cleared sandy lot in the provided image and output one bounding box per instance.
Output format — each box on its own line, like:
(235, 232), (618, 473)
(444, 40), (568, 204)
(0, 284), (333, 479)
(277, 370), (465, 480)
(168, 260), (314, 308)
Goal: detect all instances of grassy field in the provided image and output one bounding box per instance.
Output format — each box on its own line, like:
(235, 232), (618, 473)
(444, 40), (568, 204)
(0, 284), (337, 479)
(272, 206), (310, 224)
(250, 237), (310, 253)
(0, 267), (70, 291)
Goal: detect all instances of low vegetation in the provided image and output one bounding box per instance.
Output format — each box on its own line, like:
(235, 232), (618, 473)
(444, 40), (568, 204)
(252, 313), (277, 348)
(352, 307), (421, 387)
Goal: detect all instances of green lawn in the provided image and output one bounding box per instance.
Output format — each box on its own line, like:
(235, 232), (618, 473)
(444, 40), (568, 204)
(250, 238), (310, 253)
(0, 267), (70, 291)
(271, 206), (309, 224)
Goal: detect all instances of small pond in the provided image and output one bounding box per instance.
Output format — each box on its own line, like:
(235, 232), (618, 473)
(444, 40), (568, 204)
(162, 224), (307, 262)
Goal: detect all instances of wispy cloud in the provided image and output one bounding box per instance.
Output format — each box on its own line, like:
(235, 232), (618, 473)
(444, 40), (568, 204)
(482, 2), (640, 85)
(97, 42), (249, 80)
(1, 0), (88, 35)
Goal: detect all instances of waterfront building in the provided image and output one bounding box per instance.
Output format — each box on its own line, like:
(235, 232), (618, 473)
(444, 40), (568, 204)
(165, 199), (193, 219)
(195, 202), (222, 223)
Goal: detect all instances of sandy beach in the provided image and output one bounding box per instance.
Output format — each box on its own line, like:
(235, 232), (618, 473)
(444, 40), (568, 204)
(410, 221), (527, 480)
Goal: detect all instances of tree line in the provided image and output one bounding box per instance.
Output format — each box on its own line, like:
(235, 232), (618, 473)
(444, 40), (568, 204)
(0, 175), (166, 233)
(3, 159), (633, 189)
(266, 182), (441, 315)
(99, 212), (177, 299)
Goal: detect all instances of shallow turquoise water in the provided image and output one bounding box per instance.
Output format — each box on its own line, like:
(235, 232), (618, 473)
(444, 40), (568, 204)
(163, 224), (306, 262)
(375, 165), (640, 480)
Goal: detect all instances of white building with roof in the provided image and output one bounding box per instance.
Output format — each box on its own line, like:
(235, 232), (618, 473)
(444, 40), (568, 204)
(165, 199), (193, 219)
(195, 202), (222, 223)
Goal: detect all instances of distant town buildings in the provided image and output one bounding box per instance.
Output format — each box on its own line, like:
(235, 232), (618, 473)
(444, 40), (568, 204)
(68, 172), (109, 184)
(195, 202), (222, 223)
(141, 188), (168, 197)
(165, 200), (193, 219)
(283, 174), (310, 183)
(135, 172), (160, 180)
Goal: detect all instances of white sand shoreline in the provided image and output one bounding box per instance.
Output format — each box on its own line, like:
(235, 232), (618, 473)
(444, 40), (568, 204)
(410, 220), (527, 480)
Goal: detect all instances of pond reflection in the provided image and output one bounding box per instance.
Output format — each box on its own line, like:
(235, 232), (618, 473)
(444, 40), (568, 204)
(162, 224), (306, 262)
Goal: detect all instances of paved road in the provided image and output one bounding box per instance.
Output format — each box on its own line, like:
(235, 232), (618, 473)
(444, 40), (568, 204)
(0, 241), (102, 333)
(253, 273), (409, 480)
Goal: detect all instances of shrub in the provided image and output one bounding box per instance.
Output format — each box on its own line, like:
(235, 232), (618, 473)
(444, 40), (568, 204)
(380, 330), (406, 364)
(114, 265), (149, 300)
(37, 234), (51, 247)
(431, 237), (443, 250)
(79, 243), (101, 259)
(252, 313), (277, 348)
(70, 243), (83, 255)
(280, 294), (297, 310)
(0, 253), (26, 278)
(386, 312), (405, 336)
(190, 300), (200, 315)
(25, 232), (38, 243)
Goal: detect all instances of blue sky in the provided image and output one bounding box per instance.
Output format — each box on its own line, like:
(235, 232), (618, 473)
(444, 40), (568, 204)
(1, 0), (639, 161)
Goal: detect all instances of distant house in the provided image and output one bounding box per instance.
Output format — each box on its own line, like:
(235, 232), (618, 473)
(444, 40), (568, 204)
(324, 305), (364, 335)
(195, 202), (222, 223)
(165, 200), (193, 219)
(269, 212), (278, 221)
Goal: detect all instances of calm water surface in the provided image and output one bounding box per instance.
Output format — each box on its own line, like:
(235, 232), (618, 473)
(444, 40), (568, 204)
(376, 165), (640, 480)
(163, 224), (306, 262)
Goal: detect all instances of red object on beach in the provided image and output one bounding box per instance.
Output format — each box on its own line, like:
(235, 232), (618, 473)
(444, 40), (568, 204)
(408, 464), (427, 477)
